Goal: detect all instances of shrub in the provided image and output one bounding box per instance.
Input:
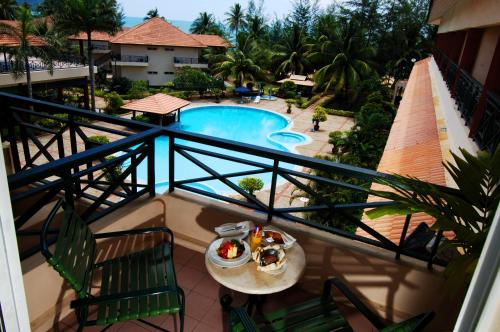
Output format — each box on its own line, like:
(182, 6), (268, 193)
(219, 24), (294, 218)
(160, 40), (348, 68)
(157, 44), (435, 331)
(295, 96), (307, 109)
(95, 89), (107, 98)
(128, 80), (149, 99)
(108, 76), (132, 95)
(103, 156), (123, 182)
(238, 177), (264, 195)
(87, 135), (110, 145)
(303, 94), (322, 108)
(134, 114), (151, 123)
(278, 81), (297, 98)
(312, 108), (328, 123)
(104, 92), (124, 115)
(174, 67), (223, 96)
(36, 113), (68, 129)
(316, 106), (355, 118)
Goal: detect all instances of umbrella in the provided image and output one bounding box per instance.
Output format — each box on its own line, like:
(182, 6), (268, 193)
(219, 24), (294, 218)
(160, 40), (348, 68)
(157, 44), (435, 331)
(234, 87), (251, 94)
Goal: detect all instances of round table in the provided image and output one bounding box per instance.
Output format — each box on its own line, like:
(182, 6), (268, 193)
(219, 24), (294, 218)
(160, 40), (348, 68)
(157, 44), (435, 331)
(205, 240), (306, 313)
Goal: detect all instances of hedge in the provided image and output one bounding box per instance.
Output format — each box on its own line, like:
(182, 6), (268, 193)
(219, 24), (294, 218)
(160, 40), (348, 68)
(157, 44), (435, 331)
(316, 105), (355, 118)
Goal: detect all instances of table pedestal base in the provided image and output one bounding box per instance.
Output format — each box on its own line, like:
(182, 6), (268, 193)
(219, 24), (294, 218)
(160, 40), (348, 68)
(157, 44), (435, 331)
(219, 293), (266, 316)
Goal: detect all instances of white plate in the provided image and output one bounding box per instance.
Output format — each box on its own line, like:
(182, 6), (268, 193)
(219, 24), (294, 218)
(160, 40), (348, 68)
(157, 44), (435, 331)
(207, 238), (251, 268)
(262, 227), (296, 249)
(215, 222), (250, 239)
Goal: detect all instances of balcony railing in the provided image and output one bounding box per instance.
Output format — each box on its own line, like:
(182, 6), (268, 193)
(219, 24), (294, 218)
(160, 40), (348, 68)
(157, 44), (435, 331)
(115, 54), (149, 63)
(174, 57), (207, 65)
(433, 48), (500, 152)
(91, 43), (110, 51)
(0, 57), (85, 74)
(1, 92), (452, 268)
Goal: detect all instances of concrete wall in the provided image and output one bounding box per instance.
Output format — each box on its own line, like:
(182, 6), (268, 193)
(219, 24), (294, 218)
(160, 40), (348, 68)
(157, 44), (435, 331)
(0, 66), (92, 88)
(117, 44), (201, 86)
(436, 0), (500, 33)
(471, 26), (500, 84)
(22, 192), (463, 331)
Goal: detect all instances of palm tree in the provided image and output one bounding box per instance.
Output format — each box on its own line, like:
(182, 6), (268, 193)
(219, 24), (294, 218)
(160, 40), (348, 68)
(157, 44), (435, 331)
(247, 15), (266, 40)
(190, 12), (218, 35)
(144, 8), (163, 21)
(308, 23), (375, 99)
(274, 24), (309, 77)
(0, 0), (16, 20)
(0, 6), (55, 98)
(42, 0), (123, 111)
(225, 3), (246, 37)
(211, 33), (266, 87)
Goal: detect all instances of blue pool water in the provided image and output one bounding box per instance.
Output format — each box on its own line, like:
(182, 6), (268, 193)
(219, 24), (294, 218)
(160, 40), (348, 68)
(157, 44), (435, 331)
(269, 132), (307, 145)
(128, 106), (308, 194)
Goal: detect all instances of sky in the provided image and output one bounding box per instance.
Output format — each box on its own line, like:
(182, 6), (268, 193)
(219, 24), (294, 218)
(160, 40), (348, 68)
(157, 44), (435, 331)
(118, 0), (334, 21)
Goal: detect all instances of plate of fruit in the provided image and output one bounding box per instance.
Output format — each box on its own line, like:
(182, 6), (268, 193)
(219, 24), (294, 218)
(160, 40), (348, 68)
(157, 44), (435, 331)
(207, 238), (251, 268)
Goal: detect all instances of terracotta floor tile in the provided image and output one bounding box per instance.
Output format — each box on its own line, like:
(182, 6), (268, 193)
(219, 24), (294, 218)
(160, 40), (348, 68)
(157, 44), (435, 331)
(173, 245), (196, 265)
(185, 290), (216, 320)
(193, 274), (225, 301)
(185, 251), (207, 272)
(193, 322), (221, 332)
(198, 304), (228, 331)
(176, 266), (206, 290)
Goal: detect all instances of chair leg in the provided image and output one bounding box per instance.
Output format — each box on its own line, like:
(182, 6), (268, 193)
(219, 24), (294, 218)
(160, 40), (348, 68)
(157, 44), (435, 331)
(137, 319), (169, 332)
(178, 288), (186, 332)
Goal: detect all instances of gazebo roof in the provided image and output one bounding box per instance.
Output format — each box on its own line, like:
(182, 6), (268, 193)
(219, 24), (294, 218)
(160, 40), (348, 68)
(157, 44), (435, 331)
(277, 75), (315, 87)
(122, 93), (190, 115)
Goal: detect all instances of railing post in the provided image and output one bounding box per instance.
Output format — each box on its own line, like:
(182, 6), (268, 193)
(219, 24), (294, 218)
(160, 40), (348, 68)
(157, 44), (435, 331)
(395, 214), (412, 260)
(131, 154), (137, 194)
(62, 169), (74, 208)
(267, 160), (279, 222)
(6, 102), (21, 173)
(68, 114), (81, 196)
(148, 137), (155, 197)
(427, 230), (444, 270)
(168, 134), (175, 193)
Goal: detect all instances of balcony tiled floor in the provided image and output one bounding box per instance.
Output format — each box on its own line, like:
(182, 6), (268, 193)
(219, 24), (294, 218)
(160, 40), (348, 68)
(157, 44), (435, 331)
(51, 245), (376, 332)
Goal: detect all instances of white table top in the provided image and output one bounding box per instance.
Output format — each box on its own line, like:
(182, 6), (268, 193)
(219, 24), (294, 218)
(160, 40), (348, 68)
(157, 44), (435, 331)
(205, 240), (306, 295)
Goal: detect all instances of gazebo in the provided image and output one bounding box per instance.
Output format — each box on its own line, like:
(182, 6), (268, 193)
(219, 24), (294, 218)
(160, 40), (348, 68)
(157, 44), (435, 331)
(277, 74), (315, 96)
(122, 93), (190, 126)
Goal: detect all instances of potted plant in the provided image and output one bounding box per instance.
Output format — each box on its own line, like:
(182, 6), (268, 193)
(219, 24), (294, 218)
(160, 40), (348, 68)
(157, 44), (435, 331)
(238, 177), (264, 201)
(285, 99), (294, 113)
(312, 108), (327, 131)
(367, 147), (500, 292)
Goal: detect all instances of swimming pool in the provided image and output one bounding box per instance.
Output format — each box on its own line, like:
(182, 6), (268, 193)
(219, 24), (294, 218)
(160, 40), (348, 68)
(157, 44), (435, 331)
(128, 105), (309, 194)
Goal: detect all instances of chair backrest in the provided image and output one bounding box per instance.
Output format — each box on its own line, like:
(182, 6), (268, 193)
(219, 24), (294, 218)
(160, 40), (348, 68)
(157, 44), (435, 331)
(41, 200), (96, 298)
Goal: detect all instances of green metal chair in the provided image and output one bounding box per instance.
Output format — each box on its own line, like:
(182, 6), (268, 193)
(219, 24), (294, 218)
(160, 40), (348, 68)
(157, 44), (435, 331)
(230, 277), (434, 332)
(41, 199), (185, 331)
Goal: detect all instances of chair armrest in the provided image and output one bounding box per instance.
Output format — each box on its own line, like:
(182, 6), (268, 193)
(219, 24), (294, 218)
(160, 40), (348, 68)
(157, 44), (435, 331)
(230, 308), (259, 332)
(323, 277), (386, 330)
(94, 227), (174, 246)
(70, 285), (180, 308)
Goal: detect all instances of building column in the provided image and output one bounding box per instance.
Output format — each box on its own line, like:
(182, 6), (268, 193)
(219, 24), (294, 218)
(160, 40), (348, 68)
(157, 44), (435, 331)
(459, 29), (484, 74)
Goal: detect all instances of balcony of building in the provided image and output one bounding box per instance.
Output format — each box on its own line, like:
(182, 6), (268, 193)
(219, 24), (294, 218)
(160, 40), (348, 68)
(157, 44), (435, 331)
(0, 57), (91, 88)
(0, 87), (472, 331)
(113, 54), (149, 67)
(174, 57), (209, 69)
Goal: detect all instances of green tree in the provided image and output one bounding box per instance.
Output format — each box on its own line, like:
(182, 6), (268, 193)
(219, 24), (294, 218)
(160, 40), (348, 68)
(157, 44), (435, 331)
(246, 15), (266, 40)
(144, 8), (163, 21)
(225, 3), (246, 37)
(0, 0), (16, 19)
(174, 67), (223, 96)
(104, 91), (123, 114)
(190, 12), (220, 35)
(41, 0), (123, 111)
(0, 6), (58, 98)
(127, 80), (149, 99)
(288, 0), (319, 33)
(274, 24), (309, 77)
(309, 22), (375, 102)
(211, 33), (266, 87)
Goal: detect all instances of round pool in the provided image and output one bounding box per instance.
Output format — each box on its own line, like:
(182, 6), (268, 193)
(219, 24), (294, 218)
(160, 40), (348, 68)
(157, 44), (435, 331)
(127, 105), (309, 194)
(269, 132), (307, 145)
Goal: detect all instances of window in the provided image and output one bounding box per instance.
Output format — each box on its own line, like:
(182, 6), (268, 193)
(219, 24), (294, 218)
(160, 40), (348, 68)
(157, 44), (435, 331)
(164, 48), (174, 51)
(147, 47), (157, 50)
(147, 71), (158, 75)
(164, 72), (174, 75)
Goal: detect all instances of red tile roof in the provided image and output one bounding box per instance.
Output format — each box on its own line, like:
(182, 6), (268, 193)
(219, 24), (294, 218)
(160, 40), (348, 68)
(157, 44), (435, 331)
(70, 28), (130, 42)
(190, 34), (231, 48)
(358, 58), (447, 244)
(122, 93), (190, 115)
(111, 17), (205, 48)
(0, 20), (45, 47)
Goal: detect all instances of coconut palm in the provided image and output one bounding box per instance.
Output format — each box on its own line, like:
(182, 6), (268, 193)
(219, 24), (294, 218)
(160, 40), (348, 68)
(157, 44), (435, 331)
(0, 6), (56, 98)
(190, 12), (219, 35)
(144, 8), (163, 21)
(274, 24), (309, 77)
(42, 0), (123, 111)
(211, 33), (266, 87)
(247, 15), (266, 40)
(0, 0), (16, 20)
(308, 23), (375, 99)
(225, 3), (246, 37)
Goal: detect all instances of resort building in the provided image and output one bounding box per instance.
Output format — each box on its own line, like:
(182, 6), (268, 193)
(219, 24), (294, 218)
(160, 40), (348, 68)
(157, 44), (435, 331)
(0, 1), (498, 332)
(70, 17), (230, 86)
